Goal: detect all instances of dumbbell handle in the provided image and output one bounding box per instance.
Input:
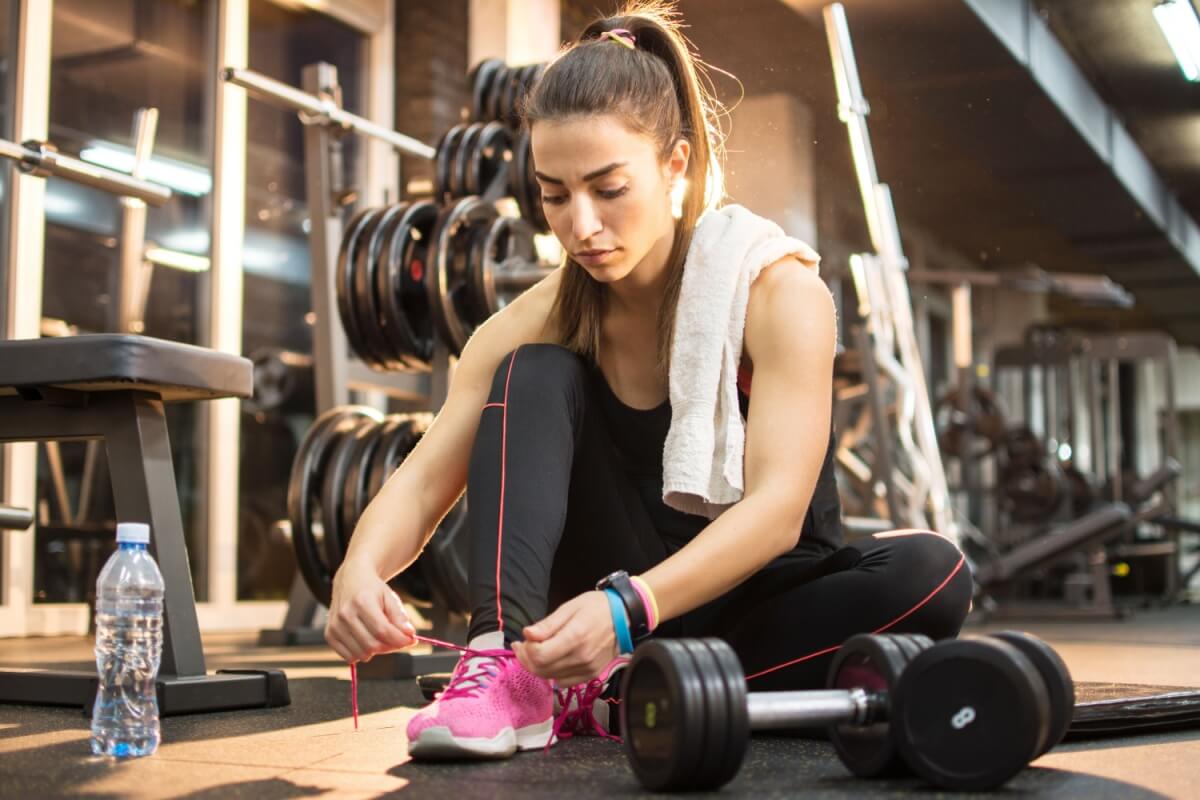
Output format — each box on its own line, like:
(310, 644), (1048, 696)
(0, 504), (33, 531)
(746, 687), (884, 730)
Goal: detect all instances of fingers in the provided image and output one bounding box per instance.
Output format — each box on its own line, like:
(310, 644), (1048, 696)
(326, 587), (415, 663)
(381, 590), (418, 643)
(523, 601), (574, 642)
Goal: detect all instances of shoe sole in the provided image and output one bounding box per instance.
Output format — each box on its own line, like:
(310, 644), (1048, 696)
(408, 718), (555, 760)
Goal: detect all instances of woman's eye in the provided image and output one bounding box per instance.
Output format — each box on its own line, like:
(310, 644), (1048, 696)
(540, 186), (629, 205)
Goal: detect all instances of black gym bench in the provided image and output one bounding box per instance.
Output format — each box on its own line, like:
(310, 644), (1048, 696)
(0, 334), (289, 715)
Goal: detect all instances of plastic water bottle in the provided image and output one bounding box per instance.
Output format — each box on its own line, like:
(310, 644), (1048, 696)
(90, 522), (164, 758)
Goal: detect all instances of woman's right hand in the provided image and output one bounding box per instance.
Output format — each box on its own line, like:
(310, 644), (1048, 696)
(325, 559), (418, 663)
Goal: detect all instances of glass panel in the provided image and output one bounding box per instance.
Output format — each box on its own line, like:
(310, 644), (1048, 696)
(238, 0), (366, 600)
(35, 0), (215, 603)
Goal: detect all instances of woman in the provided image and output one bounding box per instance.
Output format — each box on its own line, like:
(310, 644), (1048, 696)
(326, 0), (972, 760)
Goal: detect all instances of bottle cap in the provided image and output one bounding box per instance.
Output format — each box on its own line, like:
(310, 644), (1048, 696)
(116, 522), (151, 545)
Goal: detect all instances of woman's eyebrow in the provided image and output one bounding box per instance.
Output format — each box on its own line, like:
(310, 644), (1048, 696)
(534, 161), (628, 185)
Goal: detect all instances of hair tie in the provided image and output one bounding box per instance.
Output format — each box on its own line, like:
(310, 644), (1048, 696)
(600, 28), (636, 50)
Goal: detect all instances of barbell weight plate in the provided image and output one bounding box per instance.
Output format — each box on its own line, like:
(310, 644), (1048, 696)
(891, 637), (1050, 792)
(287, 407), (377, 607)
(1062, 464), (1098, 517)
(354, 202), (410, 370)
(421, 496), (472, 615)
(676, 639), (732, 791)
(430, 196), (499, 354)
(452, 122), (487, 200)
(700, 638), (752, 791)
(364, 417), (413, 501)
(372, 202), (426, 370)
(339, 416), (387, 557)
(826, 633), (912, 778)
(467, 216), (495, 326)
(523, 128), (550, 233)
(320, 415), (383, 575)
(511, 128), (535, 225)
(471, 121), (512, 200)
(378, 200), (440, 367)
(469, 58), (505, 122)
(435, 124), (468, 205)
(336, 207), (383, 365)
(485, 64), (509, 123)
(620, 638), (709, 792)
(986, 631), (1074, 755)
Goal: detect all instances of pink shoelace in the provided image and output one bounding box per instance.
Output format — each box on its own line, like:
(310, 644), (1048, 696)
(348, 633), (625, 748)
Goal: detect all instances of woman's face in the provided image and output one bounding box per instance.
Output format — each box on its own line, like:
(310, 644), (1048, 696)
(531, 114), (688, 285)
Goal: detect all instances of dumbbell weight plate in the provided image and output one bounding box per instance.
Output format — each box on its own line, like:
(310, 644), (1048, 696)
(620, 638), (710, 792)
(826, 633), (913, 778)
(891, 637), (1050, 791)
(287, 407), (376, 607)
(677, 639), (733, 791)
(378, 200), (440, 367)
(701, 639), (752, 791)
(354, 203), (409, 370)
(435, 124), (469, 204)
(469, 58), (505, 122)
(987, 631), (1074, 755)
(320, 416), (383, 573)
(336, 207), (383, 366)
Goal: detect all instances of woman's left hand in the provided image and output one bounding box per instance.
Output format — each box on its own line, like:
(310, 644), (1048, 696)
(512, 590), (619, 686)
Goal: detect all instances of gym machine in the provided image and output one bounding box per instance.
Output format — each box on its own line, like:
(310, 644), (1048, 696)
(822, 5), (958, 544)
(0, 123), (287, 714)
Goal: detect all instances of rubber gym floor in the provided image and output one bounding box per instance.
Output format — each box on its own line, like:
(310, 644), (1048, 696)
(1, 603), (1197, 800)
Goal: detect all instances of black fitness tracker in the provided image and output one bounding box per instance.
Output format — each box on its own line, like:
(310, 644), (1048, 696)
(595, 569), (651, 643)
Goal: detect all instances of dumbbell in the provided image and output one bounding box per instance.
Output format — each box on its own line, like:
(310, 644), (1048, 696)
(619, 631), (1074, 792)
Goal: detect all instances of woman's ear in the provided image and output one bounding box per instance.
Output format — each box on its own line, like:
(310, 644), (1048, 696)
(664, 137), (690, 187)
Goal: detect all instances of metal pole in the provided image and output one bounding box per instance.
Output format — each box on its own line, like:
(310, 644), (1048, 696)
(222, 67), (435, 160)
(116, 108), (159, 333)
(0, 138), (172, 205)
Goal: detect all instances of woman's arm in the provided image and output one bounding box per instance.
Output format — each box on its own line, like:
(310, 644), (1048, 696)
(642, 258), (837, 620)
(326, 271), (561, 662)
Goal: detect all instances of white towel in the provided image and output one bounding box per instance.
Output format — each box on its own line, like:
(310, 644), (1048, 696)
(662, 204), (821, 519)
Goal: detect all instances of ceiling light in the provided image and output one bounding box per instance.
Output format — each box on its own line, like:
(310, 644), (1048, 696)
(79, 143), (213, 197)
(1154, 0), (1200, 82)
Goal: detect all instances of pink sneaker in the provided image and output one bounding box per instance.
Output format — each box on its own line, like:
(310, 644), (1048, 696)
(406, 648), (554, 759)
(551, 656), (629, 744)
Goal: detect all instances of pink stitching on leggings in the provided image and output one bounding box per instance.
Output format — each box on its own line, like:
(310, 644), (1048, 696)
(743, 542), (966, 681)
(495, 350), (520, 632)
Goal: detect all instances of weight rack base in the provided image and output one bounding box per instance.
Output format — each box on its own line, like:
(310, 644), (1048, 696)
(0, 668), (290, 716)
(258, 627), (327, 647)
(357, 650), (461, 680)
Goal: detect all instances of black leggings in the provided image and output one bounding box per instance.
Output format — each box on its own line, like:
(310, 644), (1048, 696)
(465, 344), (973, 690)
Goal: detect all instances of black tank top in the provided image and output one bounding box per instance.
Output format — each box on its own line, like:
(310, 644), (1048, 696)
(591, 363), (843, 557)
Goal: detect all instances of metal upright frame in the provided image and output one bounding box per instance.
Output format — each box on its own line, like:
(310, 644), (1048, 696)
(222, 65), (462, 673)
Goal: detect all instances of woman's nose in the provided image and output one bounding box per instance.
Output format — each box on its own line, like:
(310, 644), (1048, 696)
(571, 198), (603, 241)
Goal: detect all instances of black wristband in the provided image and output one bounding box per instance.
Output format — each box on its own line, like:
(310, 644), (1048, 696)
(595, 569), (650, 643)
